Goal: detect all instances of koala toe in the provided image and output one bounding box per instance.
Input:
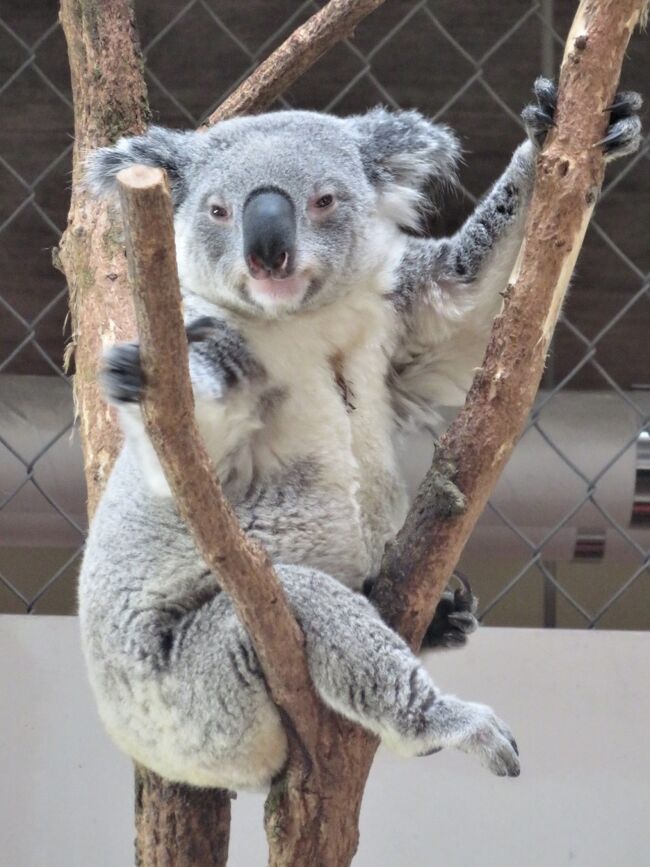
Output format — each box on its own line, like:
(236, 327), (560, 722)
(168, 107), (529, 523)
(600, 112), (643, 161)
(101, 343), (144, 403)
(522, 77), (557, 148)
(185, 316), (222, 343)
(607, 90), (643, 120)
(421, 576), (478, 650)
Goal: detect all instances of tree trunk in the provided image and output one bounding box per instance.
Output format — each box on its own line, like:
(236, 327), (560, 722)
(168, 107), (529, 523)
(57, 0), (647, 864)
(135, 768), (232, 867)
(57, 0), (147, 513)
(57, 2), (233, 863)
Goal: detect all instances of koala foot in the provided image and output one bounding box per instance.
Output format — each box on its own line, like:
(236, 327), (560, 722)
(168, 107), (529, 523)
(101, 343), (143, 403)
(450, 700), (520, 777)
(409, 696), (519, 777)
(522, 77), (643, 161)
(421, 572), (478, 650)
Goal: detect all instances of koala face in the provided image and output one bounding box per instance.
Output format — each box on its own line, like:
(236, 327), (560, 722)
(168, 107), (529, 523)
(174, 114), (377, 315)
(87, 109), (459, 317)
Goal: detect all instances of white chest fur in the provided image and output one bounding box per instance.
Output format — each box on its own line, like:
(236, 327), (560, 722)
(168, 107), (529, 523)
(239, 286), (408, 579)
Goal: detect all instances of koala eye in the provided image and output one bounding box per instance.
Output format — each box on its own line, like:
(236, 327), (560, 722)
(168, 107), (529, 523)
(209, 203), (229, 220)
(314, 194), (334, 209)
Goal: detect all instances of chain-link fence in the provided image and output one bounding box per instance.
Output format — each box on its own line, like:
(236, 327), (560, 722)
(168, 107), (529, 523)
(1, 0), (648, 628)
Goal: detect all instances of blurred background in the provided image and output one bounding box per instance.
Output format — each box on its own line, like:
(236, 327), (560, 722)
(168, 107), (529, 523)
(1, 0), (649, 630)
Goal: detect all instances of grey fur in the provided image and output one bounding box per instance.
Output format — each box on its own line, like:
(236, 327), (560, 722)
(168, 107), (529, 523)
(80, 80), (642, 789)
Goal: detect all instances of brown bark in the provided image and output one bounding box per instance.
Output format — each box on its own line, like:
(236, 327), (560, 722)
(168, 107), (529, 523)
(58, 0), (148, 515)
(204, 0), (387, 125)
(267, 4), (647, 861)
(116, 164), (322, 731)
(57, 2), (233, 864)
(135, 767), (232, 867)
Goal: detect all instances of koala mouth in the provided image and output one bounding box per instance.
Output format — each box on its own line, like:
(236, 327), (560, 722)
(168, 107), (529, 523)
(247, 272), (310, 305)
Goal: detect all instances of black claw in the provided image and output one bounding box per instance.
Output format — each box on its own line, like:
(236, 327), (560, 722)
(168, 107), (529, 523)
(421, 576), (479, 650)
(596, 119), (640, 153)
(418, 746), (443, 757)
(101, 343), (144, 403)
(596, 129), (623, 151)
(186, 316), (221, 342)
(606, 91), (643, 120)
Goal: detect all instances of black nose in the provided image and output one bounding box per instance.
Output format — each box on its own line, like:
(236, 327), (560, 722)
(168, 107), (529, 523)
(242, 188), (295, 277)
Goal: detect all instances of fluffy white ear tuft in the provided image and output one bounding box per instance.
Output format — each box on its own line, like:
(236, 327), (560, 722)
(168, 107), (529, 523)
(346, 107), (461, 230)
(84, 126), (195, 204)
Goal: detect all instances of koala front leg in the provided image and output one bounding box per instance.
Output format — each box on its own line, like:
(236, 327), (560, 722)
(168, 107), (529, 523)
(401, 79), (643, 322)
(102, 315), (265, 497)
(390, 79), (643, 417)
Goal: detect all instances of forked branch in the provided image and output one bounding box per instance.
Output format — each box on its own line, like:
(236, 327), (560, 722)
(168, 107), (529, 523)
(116, 165), (325, 750)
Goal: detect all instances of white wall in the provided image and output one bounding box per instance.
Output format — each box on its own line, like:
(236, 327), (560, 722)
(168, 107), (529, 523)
(1, 616), (649, 867)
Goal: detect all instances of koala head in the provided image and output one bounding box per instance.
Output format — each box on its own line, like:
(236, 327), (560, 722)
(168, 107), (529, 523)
(87, 109), (459, 317)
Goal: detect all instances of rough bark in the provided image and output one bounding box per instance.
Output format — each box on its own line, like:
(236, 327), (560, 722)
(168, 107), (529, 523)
(204, 0), (387, 125)
(267, 5), (647, 862)
(58, 0), (148, 516)
(57, 2), (233, 864)
(134, 767), (232, 867)
(117, 163), (379, 867)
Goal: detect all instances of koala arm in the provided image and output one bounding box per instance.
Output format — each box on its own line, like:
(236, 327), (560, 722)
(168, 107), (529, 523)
(389, 79), (642, 429)
(103, 310), (266, 498)
(389, 140), (535, 424)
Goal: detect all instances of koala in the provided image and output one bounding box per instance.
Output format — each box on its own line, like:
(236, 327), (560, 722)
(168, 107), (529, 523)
(79, 80), (641, 790)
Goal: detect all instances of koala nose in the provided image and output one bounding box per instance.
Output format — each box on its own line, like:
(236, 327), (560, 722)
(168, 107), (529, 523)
(243, 188), (296, 277)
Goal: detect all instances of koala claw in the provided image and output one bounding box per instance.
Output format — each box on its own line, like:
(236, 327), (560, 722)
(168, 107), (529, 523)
(101, 343), (143, 404)
(185, 316), (222, 343)
(522, 76), (558, 148)
(522, 78), (643, 162)
(421, 574), (478, 650)
(596, 115), (642, 159)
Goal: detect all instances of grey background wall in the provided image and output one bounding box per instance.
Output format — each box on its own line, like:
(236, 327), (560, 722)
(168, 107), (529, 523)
(2, 617), (649, 867)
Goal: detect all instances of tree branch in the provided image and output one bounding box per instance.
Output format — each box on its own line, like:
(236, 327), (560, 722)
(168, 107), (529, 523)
(204, 0), (387, 125)
(116, 164), (324, 741)
(371, 0), (649, 650)
(117, 163), (372, 867)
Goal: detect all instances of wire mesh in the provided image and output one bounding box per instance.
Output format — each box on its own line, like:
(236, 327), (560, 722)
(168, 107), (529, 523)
(0, 0), (648, 627)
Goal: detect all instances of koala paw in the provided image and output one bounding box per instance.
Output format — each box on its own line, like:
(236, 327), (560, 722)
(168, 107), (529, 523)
(187, 315), (265, 390)
(598, 91), (643, 161)
(421, 574), (478, 650)
(185, 315), (223, 343)
(457, 702), (520, 778)
(522, 77), (643, 161)
(101, 343), (143, 404)
(521, 76), (557, 148)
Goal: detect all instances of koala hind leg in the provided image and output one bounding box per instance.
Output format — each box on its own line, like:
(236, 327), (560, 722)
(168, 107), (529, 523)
(281, 566), (519, 777)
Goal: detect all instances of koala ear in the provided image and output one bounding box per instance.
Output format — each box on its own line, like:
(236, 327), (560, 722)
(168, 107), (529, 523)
(347, 107), (461, 230)
(85, 127), (195, 205)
